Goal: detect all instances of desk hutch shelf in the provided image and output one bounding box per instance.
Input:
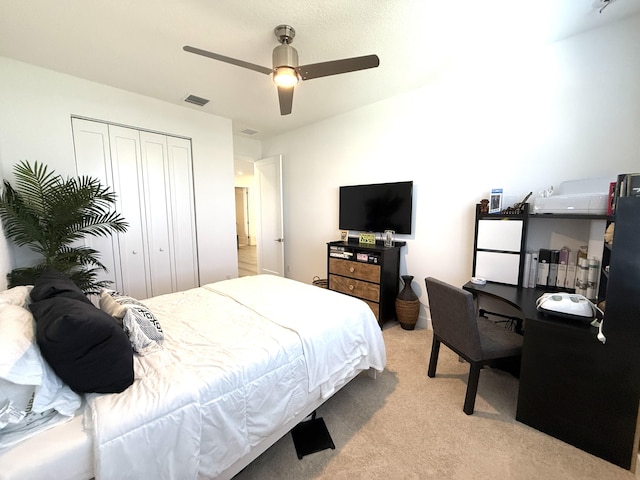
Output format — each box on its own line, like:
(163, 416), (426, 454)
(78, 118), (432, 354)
(472, 203), (608, 288)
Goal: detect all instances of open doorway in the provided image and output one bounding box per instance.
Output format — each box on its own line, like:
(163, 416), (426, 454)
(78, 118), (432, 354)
(235, 187), (250, 247)
(234, 186), (257, 276)
(233, 155), (284, 278)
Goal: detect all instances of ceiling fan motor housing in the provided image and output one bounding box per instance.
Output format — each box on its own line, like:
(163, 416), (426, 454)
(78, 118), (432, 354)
(274, 24), (295, 44)
(272, 44), (298, 70)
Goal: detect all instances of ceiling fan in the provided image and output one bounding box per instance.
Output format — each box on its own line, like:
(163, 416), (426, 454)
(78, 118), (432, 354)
(183, 24), (380, 115)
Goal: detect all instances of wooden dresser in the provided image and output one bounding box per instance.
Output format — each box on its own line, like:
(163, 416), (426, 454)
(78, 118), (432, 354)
(327, 239), (405, 327)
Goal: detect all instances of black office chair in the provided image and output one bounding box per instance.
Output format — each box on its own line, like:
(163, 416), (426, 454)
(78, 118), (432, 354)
(425, 277), (523, 415)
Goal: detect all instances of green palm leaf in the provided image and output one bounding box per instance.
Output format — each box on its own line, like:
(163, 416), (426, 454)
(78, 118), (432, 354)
(0, 160), (129, 293)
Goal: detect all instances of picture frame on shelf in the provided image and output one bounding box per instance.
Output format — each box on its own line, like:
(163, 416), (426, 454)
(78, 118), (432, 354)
(340, 230), (349, 243)
(358, 232), (376, 245)
(489, 188), (503, 214)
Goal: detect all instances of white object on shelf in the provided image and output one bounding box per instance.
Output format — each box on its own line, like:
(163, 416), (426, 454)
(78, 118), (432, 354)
(532, 177), (611, 215)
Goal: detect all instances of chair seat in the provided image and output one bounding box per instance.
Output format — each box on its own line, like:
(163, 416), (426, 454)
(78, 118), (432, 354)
(477, 316), (523, 361)
(425, 276), (524, 415)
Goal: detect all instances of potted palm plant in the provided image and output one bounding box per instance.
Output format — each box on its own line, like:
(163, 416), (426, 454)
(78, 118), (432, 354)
(0, 160), (128, 294)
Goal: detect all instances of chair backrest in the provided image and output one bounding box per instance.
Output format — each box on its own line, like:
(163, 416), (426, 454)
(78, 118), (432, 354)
(425, 277), (482, 360)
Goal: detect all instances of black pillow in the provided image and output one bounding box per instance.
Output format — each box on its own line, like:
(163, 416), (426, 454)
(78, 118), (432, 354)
(30, 297), (134, 394)
(30, 268), (92, 305)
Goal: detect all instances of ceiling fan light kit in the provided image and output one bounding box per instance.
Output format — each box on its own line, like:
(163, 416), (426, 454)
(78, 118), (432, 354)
(183, 24), (379, 115)
(273, 66), (298, 87)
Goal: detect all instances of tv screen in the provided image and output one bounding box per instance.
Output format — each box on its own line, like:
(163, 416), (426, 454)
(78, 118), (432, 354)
(339, 181), (413, 235)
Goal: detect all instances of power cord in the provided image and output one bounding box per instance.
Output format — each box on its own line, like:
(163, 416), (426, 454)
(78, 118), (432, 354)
(590, 302), (607, 344)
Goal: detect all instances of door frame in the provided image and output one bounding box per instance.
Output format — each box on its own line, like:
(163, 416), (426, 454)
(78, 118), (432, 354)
(254, 155), (285, 276)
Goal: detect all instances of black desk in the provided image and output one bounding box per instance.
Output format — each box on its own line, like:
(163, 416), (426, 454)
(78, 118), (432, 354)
(463, 281), (636, 471)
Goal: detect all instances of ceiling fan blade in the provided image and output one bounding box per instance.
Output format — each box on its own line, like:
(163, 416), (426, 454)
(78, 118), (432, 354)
(298, 54), (380, 81)
(183, 45), (272, 75)
(277, 86), (294, 115)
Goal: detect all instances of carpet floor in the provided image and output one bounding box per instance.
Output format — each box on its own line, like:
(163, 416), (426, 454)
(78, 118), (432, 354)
(234, 323), (639, 480)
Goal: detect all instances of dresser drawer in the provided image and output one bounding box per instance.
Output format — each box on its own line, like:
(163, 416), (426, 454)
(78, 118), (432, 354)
(329, 258), (380, 283)
(329, 274), (380, 303)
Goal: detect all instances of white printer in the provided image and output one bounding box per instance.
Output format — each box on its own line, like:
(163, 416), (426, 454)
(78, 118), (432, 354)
(532, 177), (611, 215)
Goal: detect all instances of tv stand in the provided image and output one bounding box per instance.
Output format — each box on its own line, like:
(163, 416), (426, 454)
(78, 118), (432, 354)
(327, 239), (406, 327)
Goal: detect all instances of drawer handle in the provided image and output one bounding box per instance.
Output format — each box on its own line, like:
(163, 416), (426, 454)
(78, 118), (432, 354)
(349, 266), (355, 273)
(349, 284), (355, 291)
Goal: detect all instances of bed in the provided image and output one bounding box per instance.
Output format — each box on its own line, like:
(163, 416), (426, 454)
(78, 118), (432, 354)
(0, 273), (386, 479)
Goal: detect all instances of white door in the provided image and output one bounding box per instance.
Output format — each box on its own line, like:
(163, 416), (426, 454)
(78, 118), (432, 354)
(109, 125), (151, 299)
(139, 131), (173, 296)
(166, 136), (199, 292)
(71, 118), (120, 289)
(254, 155), (284, 276)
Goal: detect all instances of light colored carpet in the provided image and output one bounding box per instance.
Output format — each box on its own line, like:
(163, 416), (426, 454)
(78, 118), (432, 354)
(234, 323), (639, 480)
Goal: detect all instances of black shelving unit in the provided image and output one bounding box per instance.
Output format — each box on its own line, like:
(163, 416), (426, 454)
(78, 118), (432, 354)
(516, 196), (640, 471)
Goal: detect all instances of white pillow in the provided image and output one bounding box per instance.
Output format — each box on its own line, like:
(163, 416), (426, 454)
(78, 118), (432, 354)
(0, 300), (81, 434)
(0, 378), (68, 448)
(0, 379), (38, 428)
(0, 303), (42, 385)
(33, 357), (83, 416)
(0, 285), (33, 307)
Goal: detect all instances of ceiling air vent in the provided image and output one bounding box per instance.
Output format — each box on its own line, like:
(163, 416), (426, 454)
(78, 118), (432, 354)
(241, 128), (259, 135)
(184, 94), (209, 106)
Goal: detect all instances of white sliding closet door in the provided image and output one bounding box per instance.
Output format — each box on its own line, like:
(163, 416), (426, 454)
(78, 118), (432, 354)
(139, 131), (172, 296)
(72, 117), (199, 300)
(166, 136), (198, 292)
(70, 119), (121, 289)
(109, 125), (151, 299)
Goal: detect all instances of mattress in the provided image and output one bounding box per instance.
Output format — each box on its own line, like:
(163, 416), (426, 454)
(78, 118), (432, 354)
(0, 275), (385, 479)
(0, 413), (92, 480)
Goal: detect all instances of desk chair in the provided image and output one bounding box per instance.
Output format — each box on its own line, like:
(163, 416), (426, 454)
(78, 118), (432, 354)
(425, 277), (523, 415)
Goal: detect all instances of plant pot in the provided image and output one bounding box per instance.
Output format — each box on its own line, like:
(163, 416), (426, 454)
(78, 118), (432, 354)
(396, 275), (420, 330)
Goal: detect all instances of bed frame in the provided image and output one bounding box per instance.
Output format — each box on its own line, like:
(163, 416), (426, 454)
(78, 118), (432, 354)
(219, 368), (372, 479)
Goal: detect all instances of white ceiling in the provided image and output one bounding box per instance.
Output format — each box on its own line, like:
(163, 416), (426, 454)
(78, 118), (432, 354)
(1, 0), (639, 141)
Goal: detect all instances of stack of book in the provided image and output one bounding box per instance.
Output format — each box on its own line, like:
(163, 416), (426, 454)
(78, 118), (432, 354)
(611, 172), (640, 214)
(329, 245), (353, 259)
(522, 246), (599, 300)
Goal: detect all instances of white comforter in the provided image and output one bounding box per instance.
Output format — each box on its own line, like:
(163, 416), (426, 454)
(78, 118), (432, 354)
(85, 275), (386, 479)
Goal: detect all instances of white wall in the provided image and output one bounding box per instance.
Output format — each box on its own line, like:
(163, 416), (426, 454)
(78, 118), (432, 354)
(0, 57), (239, 287)
(263, 15), (640, 328)
(233, 135), (262, 162)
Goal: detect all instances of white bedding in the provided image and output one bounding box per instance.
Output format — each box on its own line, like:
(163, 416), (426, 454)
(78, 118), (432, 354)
(206, 275), (386, 396)
(85, 275), (386, 479)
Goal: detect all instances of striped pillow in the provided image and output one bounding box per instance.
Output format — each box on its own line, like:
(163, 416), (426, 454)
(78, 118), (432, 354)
(100, 290), (163, 343)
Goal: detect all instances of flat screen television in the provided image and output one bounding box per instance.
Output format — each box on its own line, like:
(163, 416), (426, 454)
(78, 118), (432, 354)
(339, 181), (413, 234)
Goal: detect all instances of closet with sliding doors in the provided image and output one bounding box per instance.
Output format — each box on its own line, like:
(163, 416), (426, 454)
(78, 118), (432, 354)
(72, 117), (199, 300)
